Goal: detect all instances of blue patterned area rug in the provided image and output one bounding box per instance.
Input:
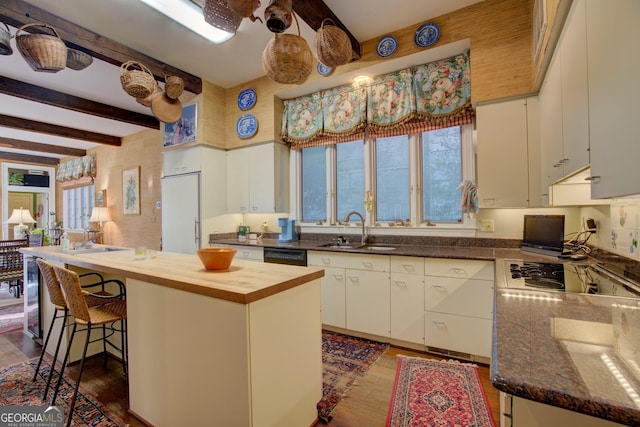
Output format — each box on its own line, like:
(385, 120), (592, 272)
(0, 358), (127, 427)
(318, 330), (390, 421)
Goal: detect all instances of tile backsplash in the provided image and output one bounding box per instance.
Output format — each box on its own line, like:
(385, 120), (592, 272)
(609, 201), (640, 259)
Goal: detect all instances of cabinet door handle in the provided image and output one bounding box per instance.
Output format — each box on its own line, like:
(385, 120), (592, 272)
(241, 251), (249, 258)
(333, 274), (344, 281)
(362, 262), (374, 269)
(433, 321), (447, 329)
(240, 206), (247, 212)
(401, 264), (415, 272)
(449, 267), (467, 276)
(321, 258), (331, 266)
(348, 276), (360, 284)
(394, 280), (407, 287)
(432, 285), (447, 292)
(251, 206), (258, 211)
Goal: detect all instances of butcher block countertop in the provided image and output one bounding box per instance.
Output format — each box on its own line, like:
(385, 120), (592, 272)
(21, 245), (324, 304)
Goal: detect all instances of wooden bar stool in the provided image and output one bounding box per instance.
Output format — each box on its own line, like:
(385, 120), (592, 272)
(50, 265), (128, 427)
(32, 259), (125, 402)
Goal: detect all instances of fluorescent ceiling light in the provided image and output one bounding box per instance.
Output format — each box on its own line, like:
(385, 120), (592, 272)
(138, 0), (235, 44)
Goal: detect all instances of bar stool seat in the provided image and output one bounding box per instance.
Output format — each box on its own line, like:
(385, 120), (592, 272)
(32, 259), (126, 402)
(51, 264), (127, 427)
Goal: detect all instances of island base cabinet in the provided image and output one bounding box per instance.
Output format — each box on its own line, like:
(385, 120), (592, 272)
(425, 312), (492, 358)
(126, 278), (322, 427)
(501, 393), (626, 427)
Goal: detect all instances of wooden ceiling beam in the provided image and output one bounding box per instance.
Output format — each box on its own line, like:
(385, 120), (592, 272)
(0, 0), (202, 94)
(0, 136), (86, 157)
(0, 114), (121, 147)
(0, 151), (60, 166)
(0, 76), (159, 129)
(294, 0), (361, 61)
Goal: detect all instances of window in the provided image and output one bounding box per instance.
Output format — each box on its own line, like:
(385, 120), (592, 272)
(376, 136), (409, 222)
(301, 146), (326, 222)
(298, 124), (473, 229)
(422, 126), (462, 222)
(336, 140), (364, 220)
(63, 184), (95, 231)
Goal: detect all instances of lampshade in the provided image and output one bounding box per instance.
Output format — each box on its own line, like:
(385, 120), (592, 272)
(89, 206), (112, 223)
(5, 207), (36, 224)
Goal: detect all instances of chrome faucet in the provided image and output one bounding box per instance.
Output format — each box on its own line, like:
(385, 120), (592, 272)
(343, 211), (368, 245)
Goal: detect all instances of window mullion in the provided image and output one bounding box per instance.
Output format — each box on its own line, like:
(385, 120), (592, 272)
(409, 133), (421, 226)
(326, 145), (336, 225)
(365, 137), (375, 225)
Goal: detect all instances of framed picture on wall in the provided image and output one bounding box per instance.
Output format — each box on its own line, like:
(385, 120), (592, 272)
(96, 189), (106, 207)
(163, 103), (197, 147)
(122, 167), (140, 215)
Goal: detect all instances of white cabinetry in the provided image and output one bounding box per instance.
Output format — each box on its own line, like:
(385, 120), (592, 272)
(390, 257), (425, 344)
(308, 251), (390, 336)
(424, 258), (494, 358)
(217, 244), (264, 262)
(539, 0), (591, 200)
(227, 142), (289, 213)
(476, 97), (540, 208)
(586, 0), (640, 198)
(162, 146), (226, 253)
(501, 393), (622, 427)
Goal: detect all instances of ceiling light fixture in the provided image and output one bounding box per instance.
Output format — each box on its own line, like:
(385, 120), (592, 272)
(137, 0), (235, 44)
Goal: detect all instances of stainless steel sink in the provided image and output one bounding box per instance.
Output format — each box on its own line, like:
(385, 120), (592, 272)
(316, 243), (360, 249)
(69, 247), (126, 254)
(316, 243), (396, 251)
(362, 245), (396, 251)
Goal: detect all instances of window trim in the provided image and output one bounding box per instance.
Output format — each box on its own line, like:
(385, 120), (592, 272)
(292, 124), (477, 237)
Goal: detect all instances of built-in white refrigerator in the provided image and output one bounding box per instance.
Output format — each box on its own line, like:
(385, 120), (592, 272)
(161, 172), (200, 254)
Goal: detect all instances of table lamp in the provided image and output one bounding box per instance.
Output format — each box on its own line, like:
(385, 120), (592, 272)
(5, 207), (36, 239)
(89, 206), (112, 242)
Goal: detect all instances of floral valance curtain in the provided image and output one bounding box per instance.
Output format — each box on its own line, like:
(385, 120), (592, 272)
(56, 154), (96, 182)
(282, 51), (473, 148)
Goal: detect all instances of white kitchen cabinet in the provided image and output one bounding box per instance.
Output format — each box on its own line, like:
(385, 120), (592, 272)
(227, 142), (289, 213)
(424, 258), (494, 358)
(586, 0), (640, 198)
(319, 266), (346, 328)
(476, 97), (540, 208)
(501, 393), (623, 427)
(162, 146), (227, 253)
(390, 256), (425, 344)
(217, 244), (264, 262)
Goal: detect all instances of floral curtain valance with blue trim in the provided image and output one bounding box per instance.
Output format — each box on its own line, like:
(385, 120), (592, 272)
(56, 154), (96, 182)
(282, 51), (473, 148)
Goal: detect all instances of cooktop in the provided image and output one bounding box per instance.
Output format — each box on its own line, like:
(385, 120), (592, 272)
(503, 260), (640, 299)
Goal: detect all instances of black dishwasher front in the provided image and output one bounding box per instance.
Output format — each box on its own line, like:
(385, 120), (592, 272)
(263, 247), (307, 266)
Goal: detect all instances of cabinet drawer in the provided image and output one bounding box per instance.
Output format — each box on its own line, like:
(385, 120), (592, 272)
(425, 312), (492, 358)
(226, 245), (263, 261)
(425, 276), (494, 319)
(308, 251), (389, 272)
(424, 258), (494, 281)
(390, 256), (424, 275)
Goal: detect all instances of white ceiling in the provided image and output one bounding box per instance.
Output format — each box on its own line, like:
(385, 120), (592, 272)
(0, 0), (483, 159)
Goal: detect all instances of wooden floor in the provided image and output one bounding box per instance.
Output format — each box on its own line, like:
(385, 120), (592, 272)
(1, 329), (500, 427)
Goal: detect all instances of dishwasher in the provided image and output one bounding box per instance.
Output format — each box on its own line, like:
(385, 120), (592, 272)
(263, 247), (307, 266)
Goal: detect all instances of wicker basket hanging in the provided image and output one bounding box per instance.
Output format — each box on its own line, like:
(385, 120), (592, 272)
(120, 60), (156, 98)
(0, 22), (12, 56)
(262, 13), (312, 85)
(136, 84), (163, 108)
(204, 0), (242, 34)
(15, 23), (67, 73)
(164, 74), (184, 100)
(66, 48), (93, 71)
(227, 0), (262, 22)
(314, 18), (352, 68)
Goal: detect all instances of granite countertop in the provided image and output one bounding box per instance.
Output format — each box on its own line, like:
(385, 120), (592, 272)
(492, 260), (640, 425)
(21, 245), (324, 304)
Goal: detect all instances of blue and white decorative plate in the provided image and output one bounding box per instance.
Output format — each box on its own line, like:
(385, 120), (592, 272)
(237, 88), (257, 111)
(317, 62), (333, 77)
(414, 22), (440, 48)
(376, 35), (398, 58)
(236, 114), (258, 139)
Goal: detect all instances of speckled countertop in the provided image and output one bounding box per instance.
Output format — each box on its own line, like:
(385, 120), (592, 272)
(492, 260), (640, 426)
(214, 235), (640, 425)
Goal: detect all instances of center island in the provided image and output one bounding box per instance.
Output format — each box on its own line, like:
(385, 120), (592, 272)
(21, 245), (325, 427)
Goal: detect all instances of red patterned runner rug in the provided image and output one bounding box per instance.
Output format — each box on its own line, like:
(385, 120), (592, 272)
(386, 356), (495, 427)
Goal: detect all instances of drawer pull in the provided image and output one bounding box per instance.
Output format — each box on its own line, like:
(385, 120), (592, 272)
(241, 251), (249, 257)
(432, 285), (446, 292)
(321, 258), (331, 266)
(333, 274), (344, 281)
(348, 276), (360, 284)
(362, 261), (374, 269)
(449, 267), (467, 276)
(394, 280), (407, 287)
(401, 264), (415, 272)
(433, 321), (447, 329)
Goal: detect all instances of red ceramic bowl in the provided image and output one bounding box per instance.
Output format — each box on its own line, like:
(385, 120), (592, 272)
(196, 247), (237, 270)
